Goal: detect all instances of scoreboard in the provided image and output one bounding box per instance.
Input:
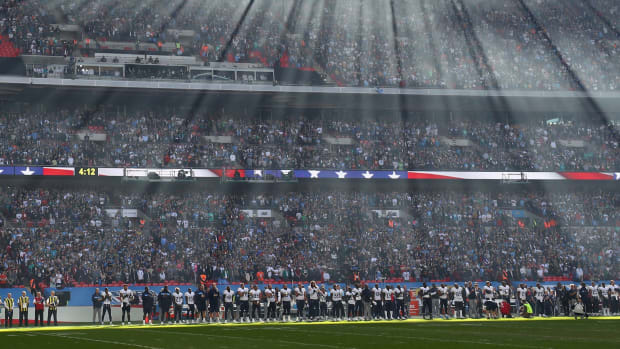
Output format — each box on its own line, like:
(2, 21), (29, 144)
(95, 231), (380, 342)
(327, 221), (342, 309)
(76, 167), (98, 176)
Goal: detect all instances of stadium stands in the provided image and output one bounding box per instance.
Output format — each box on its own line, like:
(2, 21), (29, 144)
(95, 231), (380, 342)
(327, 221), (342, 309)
(0, 186), (616, 288)
(2, 0), (620, 90)
(0, 106), (617, 170)
(0, 35), (19, 57)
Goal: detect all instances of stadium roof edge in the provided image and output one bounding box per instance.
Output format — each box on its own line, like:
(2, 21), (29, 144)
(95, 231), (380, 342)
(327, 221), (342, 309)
(4, 76), (620, 115)
(2, 75), (620, 99)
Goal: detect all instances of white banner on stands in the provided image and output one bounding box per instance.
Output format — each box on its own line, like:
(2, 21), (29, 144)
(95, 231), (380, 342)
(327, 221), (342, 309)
(372, 210), (400, 218)
(98, 168), (125, 177)
(191, 169), (220, 178)
(105, 209), (138, 218)
(241, 209), (273, 218)
(122, 168), (220, 178)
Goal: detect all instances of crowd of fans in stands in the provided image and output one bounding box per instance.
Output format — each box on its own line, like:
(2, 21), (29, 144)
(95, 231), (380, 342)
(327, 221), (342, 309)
(0, 106), (617, 171)
(2, 0), (620, 90)
(0, 0), (74, 57)
(0, 186), (617, 288)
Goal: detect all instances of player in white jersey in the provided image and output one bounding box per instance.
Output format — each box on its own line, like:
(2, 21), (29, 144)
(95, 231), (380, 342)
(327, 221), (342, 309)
(499, 281), (510, 301)
(516, 283), (528, 312)
(598, 283), (609, 315)
(588, 282), (599, 315)
(331, 284), (344, 320)
(307, 281), (320, 320)
(294, 283), (306, 321)
(319, 285), (328, 320)
(119, 284), (134, 325)
(371, 284), (383, 319)
(483, 281), (495, 301)
(346, 287), (356, 320)
(482, 281), (498, 319)
(172, 287), (184, 324)
(280, 284), (292, 321)
(265, 284), (277, 322)
(184, 288), (195, 323)
(354, 284), (364, 320)
(237, 283), (250, 322)
(534, 283), (546, 317)
(609, 281), (619, 315)
(274, 287), (281, 320)
(451, 283), (465, 319)
(383, 285), (394, 319)
(392, 285), (401, 319)
(420, 283), (432, 320)
(249, 285), (262, 322)
(438, 284), (449, 320)
(222, 286), (234, 322)
(389, 285), (399, 320)
(102, 287), (113, 325)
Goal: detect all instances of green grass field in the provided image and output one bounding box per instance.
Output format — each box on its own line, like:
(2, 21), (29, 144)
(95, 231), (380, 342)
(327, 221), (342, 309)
(0, 318), (618, 349)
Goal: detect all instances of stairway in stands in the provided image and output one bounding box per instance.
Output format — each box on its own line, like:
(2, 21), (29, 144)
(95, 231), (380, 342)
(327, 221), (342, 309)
(0, 35), (20, 57)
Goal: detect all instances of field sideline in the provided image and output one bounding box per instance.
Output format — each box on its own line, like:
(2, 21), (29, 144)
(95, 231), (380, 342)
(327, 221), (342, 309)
(0, 317), (618, 349)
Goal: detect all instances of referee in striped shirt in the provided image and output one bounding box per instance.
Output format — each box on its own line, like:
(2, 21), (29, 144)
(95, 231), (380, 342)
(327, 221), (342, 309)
(18, 291), (29, 327)
(3, 293), (13, 327)
(47, 291), (59, 326)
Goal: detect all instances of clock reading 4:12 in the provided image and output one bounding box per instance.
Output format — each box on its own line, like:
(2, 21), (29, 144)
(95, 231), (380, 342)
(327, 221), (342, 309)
(77, 167), (98, 176)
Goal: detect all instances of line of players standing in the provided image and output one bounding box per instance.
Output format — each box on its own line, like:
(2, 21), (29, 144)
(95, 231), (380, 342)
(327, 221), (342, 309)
(91, 284), (208, 325)
(550, 281), (619, 318)
(416, 280), (620, 320)
(158, 282), (411, 323)
(91, 282), (413, 325)
(231, 282), (411, 322)
(419, 281), (522, 320)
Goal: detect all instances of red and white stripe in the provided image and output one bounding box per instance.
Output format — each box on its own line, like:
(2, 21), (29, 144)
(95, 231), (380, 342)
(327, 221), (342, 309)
(43, 167), (74, 176)
(407, 171), (617, 181)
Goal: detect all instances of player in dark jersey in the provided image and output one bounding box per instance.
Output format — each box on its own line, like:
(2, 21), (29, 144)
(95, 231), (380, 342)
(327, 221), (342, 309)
(158, 286), (173, 324)
(141, 286), (154, 325)
(208, 283), (221, 323)
(194, 285), (208, 323)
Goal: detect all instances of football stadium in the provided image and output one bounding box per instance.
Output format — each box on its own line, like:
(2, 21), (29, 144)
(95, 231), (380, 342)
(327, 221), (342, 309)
(0, 0), (618, 348)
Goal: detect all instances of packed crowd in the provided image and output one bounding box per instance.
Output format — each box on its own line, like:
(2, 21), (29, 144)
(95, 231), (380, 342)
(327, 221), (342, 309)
(0, 0), (74, 57)
(0, 186), (617, 289)
(2, 0), (620, 90)
(0, 106), (617, 171)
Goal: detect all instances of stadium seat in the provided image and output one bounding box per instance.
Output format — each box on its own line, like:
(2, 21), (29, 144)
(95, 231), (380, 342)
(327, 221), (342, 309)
(0, 36), (20, 57)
